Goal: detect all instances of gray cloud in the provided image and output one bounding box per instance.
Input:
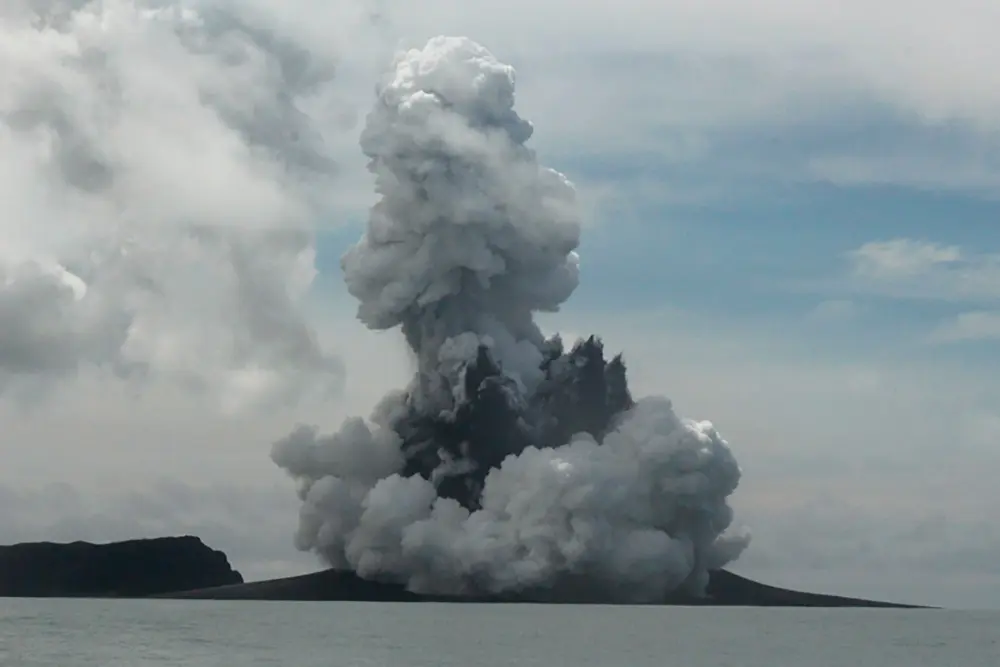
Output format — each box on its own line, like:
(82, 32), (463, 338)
(840, 240), (1000, 347)
(929, 311), (1000, 344)
(382, 0), (1000, 128)
(0, 0), (375, 410)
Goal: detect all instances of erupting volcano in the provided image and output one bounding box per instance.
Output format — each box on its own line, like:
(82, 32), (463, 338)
(271, 36), (750, 603)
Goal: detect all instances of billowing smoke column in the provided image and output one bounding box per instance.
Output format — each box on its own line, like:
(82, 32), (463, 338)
(273, 36), (749, 602)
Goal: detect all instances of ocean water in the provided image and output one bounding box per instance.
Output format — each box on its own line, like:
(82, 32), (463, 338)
(0, 599), (996, 666)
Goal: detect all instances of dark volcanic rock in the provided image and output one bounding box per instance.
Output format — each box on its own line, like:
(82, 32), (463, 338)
(701, 570), (919, 608)
(0, 536), (243, 598)
(161, 568), (922, 608)
(160, 569), (444, 602)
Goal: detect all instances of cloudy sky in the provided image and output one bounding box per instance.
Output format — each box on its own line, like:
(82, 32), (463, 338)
(2, 0), (999, 609)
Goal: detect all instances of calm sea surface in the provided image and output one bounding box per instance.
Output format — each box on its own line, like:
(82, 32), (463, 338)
(0, 599), (996, 666)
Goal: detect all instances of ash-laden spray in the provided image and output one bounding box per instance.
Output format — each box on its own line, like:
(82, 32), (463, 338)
(273, 36), (749, 602)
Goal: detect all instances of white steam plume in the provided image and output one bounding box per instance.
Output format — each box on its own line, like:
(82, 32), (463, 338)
(343, 33), (581, 406)
(273, 36), (749, 602)
(0, 0), (350, 409)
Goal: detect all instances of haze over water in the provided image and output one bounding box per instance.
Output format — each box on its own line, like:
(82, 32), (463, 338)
(1, 600), (996, 666)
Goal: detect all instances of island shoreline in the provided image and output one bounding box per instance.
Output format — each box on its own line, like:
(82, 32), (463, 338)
(0, 538), (930, 608)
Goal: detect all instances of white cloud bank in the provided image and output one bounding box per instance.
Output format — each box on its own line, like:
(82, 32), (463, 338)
(846, 239), (1000, 304)
(929, 311), (1000, 344)
(0, 0), (396, 409)
(378, 1), (1000, 196)
(389, 0), (1000, 129)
